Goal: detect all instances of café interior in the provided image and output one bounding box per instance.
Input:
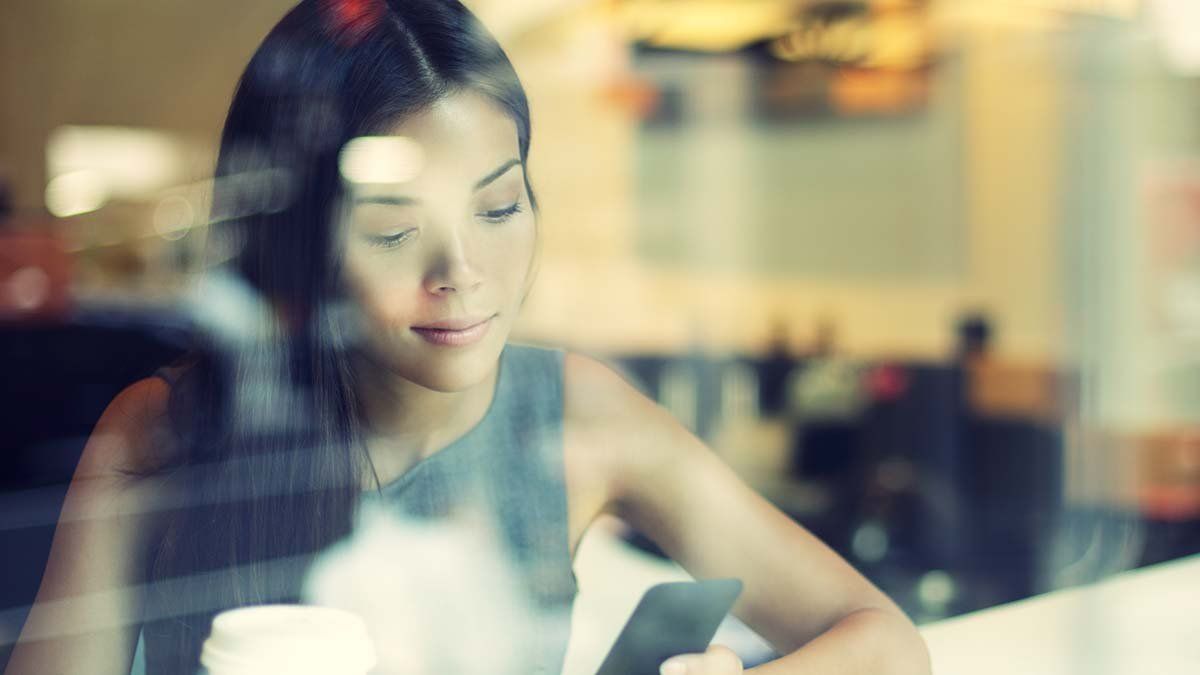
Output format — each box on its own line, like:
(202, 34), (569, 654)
(1, 1), (1198, 673)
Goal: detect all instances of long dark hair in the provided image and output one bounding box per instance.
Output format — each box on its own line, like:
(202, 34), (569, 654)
(144, 2), (535, 672)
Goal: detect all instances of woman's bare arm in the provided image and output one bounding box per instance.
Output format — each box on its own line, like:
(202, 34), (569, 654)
(5, 378), (173, 675)
(563, 353), (930, 675)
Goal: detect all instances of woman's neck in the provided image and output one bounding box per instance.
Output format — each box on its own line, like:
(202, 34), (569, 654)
(353, 354), (498, 484)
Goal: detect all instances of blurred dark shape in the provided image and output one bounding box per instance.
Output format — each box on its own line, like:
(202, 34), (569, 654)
(811, 313), (837, 358)
(785, 316), (863, 480)
(852, 363), (967, 616)
(842, 310), (1066, 618)
(958, 416), (1063, 609)
(605, 325), (1192, 619)
(1127, 429), (1200, 568)
(808, 1), (868, 23)
(955, 311), (992, 362)
(755, 318), (796, 417)
(625, 52), (687, 128)
(0, 174), (12, 220)
(783, 327), (866, 554)
(752, 58), (837, 120)
(684, 345), (724, 444)
(641, 81), (686, 128)
(614, 354), (668, 402)
(609, 342), (1074, 620)
(865, 362), (909, 402)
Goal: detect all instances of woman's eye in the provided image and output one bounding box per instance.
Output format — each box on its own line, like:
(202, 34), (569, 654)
(366, 228), (416, 250)
(479, 202), (523, 224)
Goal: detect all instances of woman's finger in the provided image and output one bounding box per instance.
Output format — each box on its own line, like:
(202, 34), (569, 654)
(660, 644), (744, 675)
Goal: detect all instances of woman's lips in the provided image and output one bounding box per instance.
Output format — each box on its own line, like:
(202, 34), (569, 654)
(410, 316), (493, 347)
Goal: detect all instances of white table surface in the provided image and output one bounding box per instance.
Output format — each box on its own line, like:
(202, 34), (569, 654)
(919, 553), (1200, 675)
(567, 518), (1200, 675)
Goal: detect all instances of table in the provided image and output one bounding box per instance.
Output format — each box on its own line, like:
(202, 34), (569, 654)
(569, 519), (1200, 675)
(920, 553), (1200, 675)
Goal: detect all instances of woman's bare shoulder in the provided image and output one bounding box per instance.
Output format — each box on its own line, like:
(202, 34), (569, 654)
(6, 377), (181, 675)
(561, 351), (656, 428)
(560, 351), (669, 480)
(560, 352), (639, 548)
(81, 376), (180, 478)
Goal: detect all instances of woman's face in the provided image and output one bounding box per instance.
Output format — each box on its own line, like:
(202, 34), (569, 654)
(339, 90), (536, 392)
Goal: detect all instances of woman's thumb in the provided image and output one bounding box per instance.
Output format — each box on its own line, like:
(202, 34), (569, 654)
(660, 644), (743, 674)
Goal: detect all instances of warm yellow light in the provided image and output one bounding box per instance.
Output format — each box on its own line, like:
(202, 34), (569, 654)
(44, 170), (107, 218)
(46, 125), (187, 199)
(617, 0), (795, 52)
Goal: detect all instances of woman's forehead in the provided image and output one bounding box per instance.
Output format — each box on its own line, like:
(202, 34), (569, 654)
(340, 91), (522, 199)
(380, 91), (519, 167)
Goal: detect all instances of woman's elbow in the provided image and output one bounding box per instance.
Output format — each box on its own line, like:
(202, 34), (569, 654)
(855, 606), (932, 675)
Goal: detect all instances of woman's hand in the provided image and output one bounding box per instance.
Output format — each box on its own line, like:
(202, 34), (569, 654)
(659, 644), (744, 675)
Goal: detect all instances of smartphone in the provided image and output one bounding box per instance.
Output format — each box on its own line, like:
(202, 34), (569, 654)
(595, 578), (743, 675)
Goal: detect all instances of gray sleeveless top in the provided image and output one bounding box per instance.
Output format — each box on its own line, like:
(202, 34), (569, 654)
(137, 343), (576, 675)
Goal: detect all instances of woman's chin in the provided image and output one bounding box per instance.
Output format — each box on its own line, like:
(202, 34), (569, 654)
(408, 367), (489, 393)
(397, 342), (503, 393)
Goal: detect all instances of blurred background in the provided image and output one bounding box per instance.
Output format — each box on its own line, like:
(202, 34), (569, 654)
(2, 0), (1199, 671)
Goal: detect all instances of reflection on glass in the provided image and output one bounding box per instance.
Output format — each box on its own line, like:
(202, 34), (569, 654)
(1, 2), (1198, 675)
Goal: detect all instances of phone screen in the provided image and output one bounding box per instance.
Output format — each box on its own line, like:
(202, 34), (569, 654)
(595, 578), (743, 675)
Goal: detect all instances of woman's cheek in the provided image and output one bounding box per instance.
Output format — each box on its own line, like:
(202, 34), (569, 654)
(367, 282), (418, 330)
(496, 220), (537, 288)
(344, 266), (412, 331)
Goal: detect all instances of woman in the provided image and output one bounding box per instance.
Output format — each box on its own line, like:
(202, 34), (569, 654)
(6, 1), (931, 674)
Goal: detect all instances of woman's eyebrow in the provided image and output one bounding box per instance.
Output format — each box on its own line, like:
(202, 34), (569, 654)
(354, 194), (417, 206)
(352, 159), (521, 206)
(473, 158), (521, 191)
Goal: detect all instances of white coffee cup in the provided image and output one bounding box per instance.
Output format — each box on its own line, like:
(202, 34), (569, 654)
(200, 604), (376, 675)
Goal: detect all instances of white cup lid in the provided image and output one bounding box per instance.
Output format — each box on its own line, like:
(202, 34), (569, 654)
(201, 605), (376, 675)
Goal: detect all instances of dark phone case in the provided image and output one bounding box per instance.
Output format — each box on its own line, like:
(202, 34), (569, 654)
(594, 578), (743, 675)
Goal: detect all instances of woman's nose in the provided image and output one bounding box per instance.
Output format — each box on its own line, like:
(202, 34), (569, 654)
(423, 228), (483, 295)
